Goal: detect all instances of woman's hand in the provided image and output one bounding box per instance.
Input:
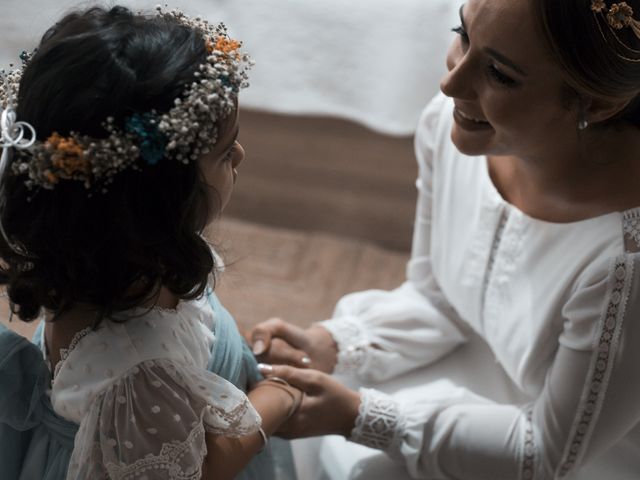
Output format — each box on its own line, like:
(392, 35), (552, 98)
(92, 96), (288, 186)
(258, 363), (361, 438)
(249, 318), (339, 373)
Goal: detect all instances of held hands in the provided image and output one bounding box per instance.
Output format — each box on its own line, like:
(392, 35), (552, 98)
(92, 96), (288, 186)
(249, 318), (338, 373)
(250, 318), (359, 439)
(258, 363), (361, 439)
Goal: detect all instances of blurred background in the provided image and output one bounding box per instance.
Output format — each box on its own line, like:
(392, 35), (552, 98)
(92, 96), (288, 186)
(0, 0), (457, 331)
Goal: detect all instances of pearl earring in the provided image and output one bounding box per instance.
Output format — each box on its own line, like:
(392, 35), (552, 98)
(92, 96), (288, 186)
(577, 97), (589, 130)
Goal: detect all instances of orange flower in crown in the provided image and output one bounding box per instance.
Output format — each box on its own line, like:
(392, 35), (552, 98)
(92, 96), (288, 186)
(214, 37), (241, 54)
(46, 133), (90, 177)
(205, 37), (241, 56)
(43, 170), (59, 185)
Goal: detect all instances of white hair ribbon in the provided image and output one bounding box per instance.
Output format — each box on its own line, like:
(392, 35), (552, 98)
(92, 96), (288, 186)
(0, 105), (36, 176)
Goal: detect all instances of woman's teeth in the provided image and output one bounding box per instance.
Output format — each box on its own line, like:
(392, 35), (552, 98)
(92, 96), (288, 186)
(458, 109), (488, 124)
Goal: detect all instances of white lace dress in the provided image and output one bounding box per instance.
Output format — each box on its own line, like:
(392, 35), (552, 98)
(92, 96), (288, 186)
(40, 295), (261, 480)
(319, 93), (640, 479)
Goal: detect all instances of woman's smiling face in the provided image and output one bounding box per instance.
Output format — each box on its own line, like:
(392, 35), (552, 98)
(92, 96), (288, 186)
(440, 0), (578, 161)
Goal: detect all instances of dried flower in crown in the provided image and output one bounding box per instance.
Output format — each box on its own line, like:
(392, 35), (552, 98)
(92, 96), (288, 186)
(0, 6), (253, 192)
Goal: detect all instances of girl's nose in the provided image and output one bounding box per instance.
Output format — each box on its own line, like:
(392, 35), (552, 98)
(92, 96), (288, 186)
(232, 142), (245, 169)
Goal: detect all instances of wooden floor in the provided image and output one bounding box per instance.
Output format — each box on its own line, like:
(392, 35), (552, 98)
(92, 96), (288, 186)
(213, 218), (409, 333)
(228, 109), (417, 252)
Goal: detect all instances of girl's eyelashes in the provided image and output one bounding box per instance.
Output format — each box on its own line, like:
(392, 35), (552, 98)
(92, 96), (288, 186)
(451, 25), (469, 43)
(222, 142), (238, 162)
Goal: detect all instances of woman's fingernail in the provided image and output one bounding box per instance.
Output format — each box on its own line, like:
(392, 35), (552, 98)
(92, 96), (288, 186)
(252, 340), (266, 355)
(257, 363), (273, 373)
(301, 356), (311, 365)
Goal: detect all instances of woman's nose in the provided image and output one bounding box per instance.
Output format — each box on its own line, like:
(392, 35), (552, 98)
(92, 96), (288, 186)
(439, 43), (476, 101)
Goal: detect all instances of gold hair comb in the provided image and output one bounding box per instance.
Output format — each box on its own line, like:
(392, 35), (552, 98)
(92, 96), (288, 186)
(591, 0), (640, 61)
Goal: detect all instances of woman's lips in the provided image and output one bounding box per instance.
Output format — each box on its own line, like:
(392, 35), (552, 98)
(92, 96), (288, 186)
(453, 107), (492, 131)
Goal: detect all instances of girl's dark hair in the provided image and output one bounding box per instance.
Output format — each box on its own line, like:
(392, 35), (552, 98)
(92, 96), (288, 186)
(536, 0), (640, 126)
(0, 6), (228, 322)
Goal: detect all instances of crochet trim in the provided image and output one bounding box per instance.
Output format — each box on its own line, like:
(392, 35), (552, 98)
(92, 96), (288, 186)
(350, 388), (404, 452)
(520, 408), (537, 480)
(622, 208), (640, 252)
(53, 326), (93, 379)
(557, 256), (632, 476)
(320, 317), (370, 375)
(105, 421), (206, 480)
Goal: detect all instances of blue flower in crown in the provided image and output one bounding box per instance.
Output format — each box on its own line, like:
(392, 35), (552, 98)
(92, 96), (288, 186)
(124, 112), (167, 165)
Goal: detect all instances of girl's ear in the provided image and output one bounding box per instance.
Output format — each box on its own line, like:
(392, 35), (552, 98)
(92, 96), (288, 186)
(584, 94), (634, 124)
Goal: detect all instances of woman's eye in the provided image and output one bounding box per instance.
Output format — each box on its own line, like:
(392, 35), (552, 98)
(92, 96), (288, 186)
(451, 25), (469, 43)
(450, 23), (517, 89)
(487, 65), (517, 87)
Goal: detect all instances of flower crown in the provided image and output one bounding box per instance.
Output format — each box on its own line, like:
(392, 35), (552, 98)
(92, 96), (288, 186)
(0, 6), (252, 192)
(591, 0), (640, 62)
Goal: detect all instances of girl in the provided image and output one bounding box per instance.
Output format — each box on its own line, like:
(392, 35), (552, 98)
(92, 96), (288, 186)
(0, 5), (300, 479)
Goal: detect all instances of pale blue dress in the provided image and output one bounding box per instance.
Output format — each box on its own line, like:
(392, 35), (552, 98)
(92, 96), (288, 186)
(0, 291), (295, 479)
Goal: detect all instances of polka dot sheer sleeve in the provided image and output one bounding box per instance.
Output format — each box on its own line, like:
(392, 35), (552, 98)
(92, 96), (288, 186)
(65, 359), (261, 480)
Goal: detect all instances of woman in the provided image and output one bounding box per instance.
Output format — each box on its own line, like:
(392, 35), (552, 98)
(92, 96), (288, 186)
(252, 0), (640, 478)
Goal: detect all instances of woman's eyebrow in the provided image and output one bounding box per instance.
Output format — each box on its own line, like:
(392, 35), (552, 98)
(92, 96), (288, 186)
(460, 3), (527, 76)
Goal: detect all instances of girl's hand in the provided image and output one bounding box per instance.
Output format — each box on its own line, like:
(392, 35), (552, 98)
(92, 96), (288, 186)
(249, 318), (338, 373)
(258, 363), (361, 439)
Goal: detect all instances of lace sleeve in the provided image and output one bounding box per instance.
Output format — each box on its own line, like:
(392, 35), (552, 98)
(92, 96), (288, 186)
(66, 359), (261, 480)
(349, 388), (405, 452)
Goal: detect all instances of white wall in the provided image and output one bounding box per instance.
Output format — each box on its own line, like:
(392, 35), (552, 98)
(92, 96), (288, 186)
(1, 0), (458, 135)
